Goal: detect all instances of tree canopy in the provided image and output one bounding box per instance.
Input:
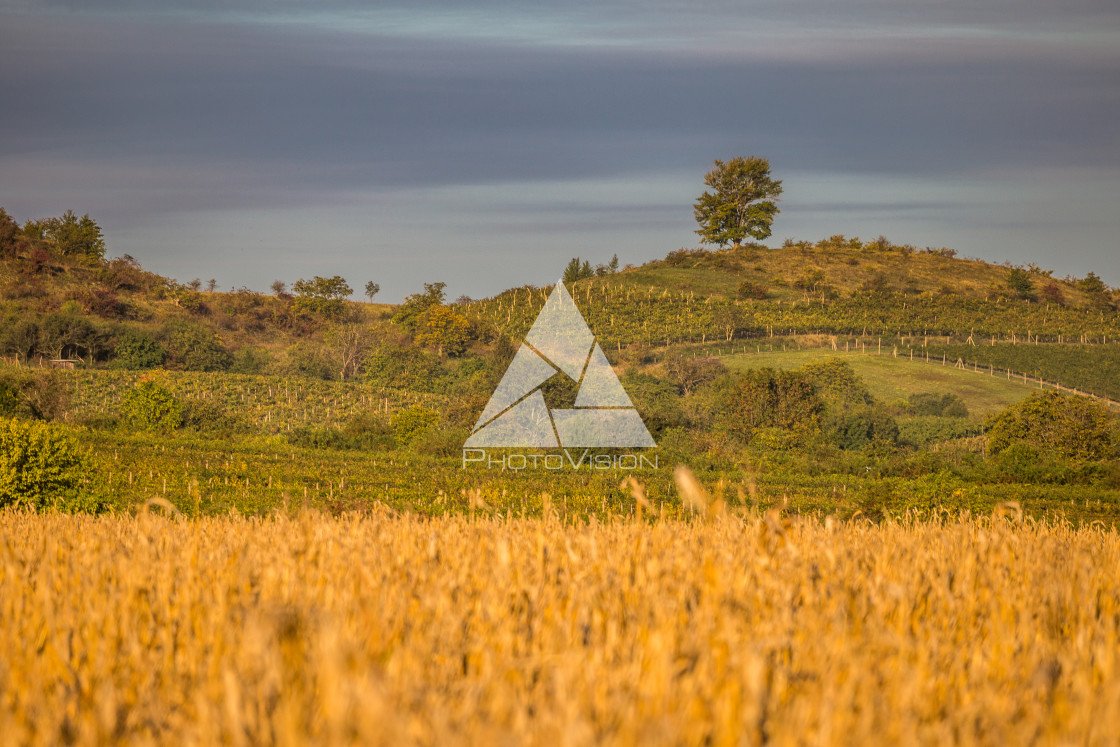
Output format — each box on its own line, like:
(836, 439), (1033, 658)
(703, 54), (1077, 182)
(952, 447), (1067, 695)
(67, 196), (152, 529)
(392, 282), (447, 331)
(291, 275), (352, 318)
(562, 258), (593, 284)
(50, 211), (106, 259)
(693, 157), (783, 247)
(0, 207), (106, 261)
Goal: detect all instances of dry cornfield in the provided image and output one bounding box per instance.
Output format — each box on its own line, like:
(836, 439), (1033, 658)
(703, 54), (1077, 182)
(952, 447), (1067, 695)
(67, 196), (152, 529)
(1, 507), (1119, 746)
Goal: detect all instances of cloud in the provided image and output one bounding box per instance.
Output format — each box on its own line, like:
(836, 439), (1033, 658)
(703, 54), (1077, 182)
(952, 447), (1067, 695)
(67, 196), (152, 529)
(3, 13), (1117, 200)
(1, 2), (1118, 295)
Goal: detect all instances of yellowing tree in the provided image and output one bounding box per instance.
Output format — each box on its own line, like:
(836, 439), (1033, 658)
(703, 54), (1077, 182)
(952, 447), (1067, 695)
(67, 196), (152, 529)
(416, 305), (470, 357)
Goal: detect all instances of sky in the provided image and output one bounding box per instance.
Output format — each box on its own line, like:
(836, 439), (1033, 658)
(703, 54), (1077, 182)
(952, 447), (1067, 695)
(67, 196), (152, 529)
(1, 0), (1118, 302)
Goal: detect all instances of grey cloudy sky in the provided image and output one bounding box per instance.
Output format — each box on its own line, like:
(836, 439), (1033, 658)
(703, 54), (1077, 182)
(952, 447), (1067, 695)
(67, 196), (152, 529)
(1, 0), (1118, 300)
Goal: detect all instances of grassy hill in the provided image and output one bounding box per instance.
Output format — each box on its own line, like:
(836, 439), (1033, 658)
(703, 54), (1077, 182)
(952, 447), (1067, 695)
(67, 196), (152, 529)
(465, 241), (1120, 358)
(2, 219), (1119, 523)
(620, 239), (1109, 305)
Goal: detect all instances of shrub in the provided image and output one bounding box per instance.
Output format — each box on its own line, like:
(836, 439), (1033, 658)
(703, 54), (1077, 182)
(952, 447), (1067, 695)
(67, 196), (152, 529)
(364, 346), (446, 392)
(83, 288), (135, 319)
(794, 270), (827, 293)
(0, 417), (102, 512)
(37, 313), (108, 361)
(662, 248), (707, 267)
(112, 330), (166, 370)
(991, 442), (1078, 484)
(413, 425), (470, 456)
(0, 319), (39, 361)
(798, 359), (872, 407)
(727, 368), (822, 443)
(908, 392), (969, 418)
(291, 276), (352, 319)
(1007, 267), (1034, 300)
(898, 416), (984, 448)
(180, 398), (247, 435)
(230, 347), (273, 375)
(0, 368), (70, 420)
(391, 282), (446, 332)
(279, 344), (335, 380)
(0, 380), (19, 416)
(562, 257), (594, 284)
(165, 323), (232, 371)
(392, 406), (440, 446)
(825, 407), (900, 451)
(662, 353), (725, 396)
(1079, 272), (1107, 295)
(620, 372), (686, 437)
(120, 379), (183, 430)
(861, 273), (892, 295)
(986, 391), (1116, 461)
(1040, 283), (1066, 306)
(736, 281), (769, 300)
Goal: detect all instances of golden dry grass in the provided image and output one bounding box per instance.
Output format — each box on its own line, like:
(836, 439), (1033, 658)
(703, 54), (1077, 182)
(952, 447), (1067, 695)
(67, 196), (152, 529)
(1, 507), (1119, 745)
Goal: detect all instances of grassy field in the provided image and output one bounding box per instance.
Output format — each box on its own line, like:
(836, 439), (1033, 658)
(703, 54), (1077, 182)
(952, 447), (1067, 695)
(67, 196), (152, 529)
(2, 506), (1118, 745)
(722, 347), (1041, 416)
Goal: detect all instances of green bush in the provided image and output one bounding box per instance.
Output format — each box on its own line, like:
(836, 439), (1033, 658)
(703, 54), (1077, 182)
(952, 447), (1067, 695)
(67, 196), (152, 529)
(0, 417), (103, 512)
(391, 282), (446, 332)
(291, 275), (352, 319)
(898, 416), (984, 448)
(0, 380), (18, 416)
(38, 312), (109, 361)
(726, 367), (822, 443)
(288, 414), (396, 451)
(986, 391), (1116, 461)
(1006, 267), (1034, 300)
(413, 425), (470, 456)
(364, 346), (446, 392)
(620, 372), (687, 437)
(798, 358), (872, 407)
(991, 442), (1075, 484)
(825, 407), (900, 451)
(229, 347), (273, 375)
(165, 322), (232, 372)
(736, 281), (770, 300)
(111, 330), (166, 369)
(0, 368), (70, 420)
(392, 405), (440, 446)
(908, 392), (969, 418)
(180, 398), (247, 435)
(279, 344), (335, 380)
(120, 379), (183, 430)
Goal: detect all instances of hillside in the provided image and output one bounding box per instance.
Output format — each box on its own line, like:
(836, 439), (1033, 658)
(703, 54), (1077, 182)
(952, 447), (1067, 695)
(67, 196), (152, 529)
(2, 216), (1120, 523)
(466, 240), (1120, 352)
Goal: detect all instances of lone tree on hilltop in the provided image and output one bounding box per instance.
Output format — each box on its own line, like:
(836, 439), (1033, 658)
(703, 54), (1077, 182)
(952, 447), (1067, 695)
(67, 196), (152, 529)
(693, 156), (783, 247)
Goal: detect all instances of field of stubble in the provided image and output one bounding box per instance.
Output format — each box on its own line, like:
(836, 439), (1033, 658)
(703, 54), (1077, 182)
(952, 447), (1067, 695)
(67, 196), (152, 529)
(1, 507), (1118, 746)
